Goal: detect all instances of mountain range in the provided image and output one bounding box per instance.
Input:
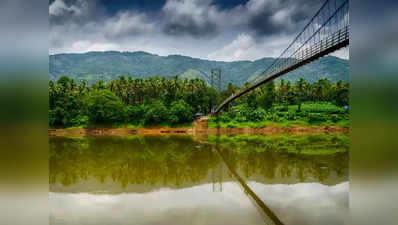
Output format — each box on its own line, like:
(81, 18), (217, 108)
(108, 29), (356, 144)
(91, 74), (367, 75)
(50, 51), (349, 87)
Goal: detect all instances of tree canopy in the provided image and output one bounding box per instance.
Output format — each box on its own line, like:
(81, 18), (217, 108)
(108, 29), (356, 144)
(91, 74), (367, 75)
(49, 75), (349, 127)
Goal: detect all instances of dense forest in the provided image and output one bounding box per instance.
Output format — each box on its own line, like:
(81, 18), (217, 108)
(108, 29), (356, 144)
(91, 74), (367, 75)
(50, 52), (349, 86)
(49, 76), (349, 128)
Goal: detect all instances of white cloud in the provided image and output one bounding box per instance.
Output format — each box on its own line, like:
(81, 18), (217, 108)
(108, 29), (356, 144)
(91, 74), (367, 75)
(50, 182), (349, 225)
(162, 0), (220, 37)
(208, 33), (291, 61)
(163, 0), (213, 22)
(330, 48), (349, 59)
(208, 33), (257, 61)
(69, 41), (120, 53)
(49, 0), (85, 17)
(104, 11), (154, 39)
(49, 0), (66, 16)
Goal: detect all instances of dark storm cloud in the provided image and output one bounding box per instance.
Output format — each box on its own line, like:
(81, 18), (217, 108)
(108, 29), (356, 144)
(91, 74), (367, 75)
(49, 0), (324, 39)
(48, 0), (342, 60)
(159, 0), (323, 39)
(245, 0), (323, 36)
(49, 0), (154, 47)
(161, 0), (220, 38)
(162, 14), (218, 37)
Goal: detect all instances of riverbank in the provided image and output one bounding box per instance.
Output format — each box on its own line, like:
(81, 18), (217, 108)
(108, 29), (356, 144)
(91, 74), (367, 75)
(49, 124), (348, 136)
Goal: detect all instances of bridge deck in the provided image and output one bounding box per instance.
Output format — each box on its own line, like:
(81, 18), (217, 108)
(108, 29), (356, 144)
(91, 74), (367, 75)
(215, 25), (349, 113)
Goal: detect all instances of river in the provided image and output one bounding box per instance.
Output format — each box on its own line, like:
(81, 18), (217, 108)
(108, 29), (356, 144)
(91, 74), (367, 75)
(50, 134), (349, 225)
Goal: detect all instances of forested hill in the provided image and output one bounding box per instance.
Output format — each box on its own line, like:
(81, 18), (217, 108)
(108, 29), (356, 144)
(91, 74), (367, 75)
(50, 51), (349, 87)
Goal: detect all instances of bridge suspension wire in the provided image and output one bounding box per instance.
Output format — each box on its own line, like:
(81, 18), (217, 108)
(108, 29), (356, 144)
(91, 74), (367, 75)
(215, 0), (349, 113)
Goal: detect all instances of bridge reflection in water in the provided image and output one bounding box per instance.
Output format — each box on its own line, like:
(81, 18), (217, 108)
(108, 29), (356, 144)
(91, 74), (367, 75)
(214, 146), (284, 225)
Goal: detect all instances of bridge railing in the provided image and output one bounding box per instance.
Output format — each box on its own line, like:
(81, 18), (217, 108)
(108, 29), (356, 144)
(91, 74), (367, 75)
(255, 25), (349, 85)
(215, 0), (349, 113)
(254, 0), (349, 83)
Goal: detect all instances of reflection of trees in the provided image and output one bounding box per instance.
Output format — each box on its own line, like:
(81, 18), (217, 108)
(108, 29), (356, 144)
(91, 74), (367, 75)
(50, 134), (349, 188)
(50, 136), (219, 188)
(212, 134), (349, 183)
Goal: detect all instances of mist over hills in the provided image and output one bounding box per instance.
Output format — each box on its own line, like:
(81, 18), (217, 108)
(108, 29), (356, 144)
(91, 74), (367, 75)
(50, 51), (349, 87)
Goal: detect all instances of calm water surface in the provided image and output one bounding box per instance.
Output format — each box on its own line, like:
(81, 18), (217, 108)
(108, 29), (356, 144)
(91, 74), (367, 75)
(50, 134), (349, 225)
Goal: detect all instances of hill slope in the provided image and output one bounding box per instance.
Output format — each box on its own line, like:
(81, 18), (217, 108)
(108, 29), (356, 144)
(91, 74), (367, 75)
(50, 51), (349, 87)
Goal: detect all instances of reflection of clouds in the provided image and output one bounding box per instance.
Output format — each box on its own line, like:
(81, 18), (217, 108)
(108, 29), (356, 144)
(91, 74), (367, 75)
(248, 181), (349, 225)
(50, 182), (264, 225)
(50, 181), (349, 225)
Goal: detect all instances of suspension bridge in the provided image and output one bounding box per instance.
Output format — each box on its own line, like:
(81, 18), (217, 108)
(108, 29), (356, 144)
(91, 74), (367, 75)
(215, 0), (349, 113)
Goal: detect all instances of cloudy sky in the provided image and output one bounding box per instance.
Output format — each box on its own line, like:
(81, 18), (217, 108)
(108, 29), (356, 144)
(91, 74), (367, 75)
(49, 0), (348, 61)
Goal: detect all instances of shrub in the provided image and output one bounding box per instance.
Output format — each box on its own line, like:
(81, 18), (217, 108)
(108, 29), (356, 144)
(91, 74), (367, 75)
(265, 113), (279, 122)
(285, 112), (296, 121)
(278, 105), (289, 112)
(248, 108), (266, 122)
(303, 103), (345, 114)
(226, 121), (238, 128)
(230, 104), (252, 120)
(49, 93), (82, 127)
(168, 115), (179, 124)
(277, 116), (286, 123)
(277, 112), (287, 117)
(70, 115), (89, 126)
(236, 116), (247, 122)
(218, 114), (232, 123)
(332, 89), (349, 107)
(296, 111), (308, 118)
(49, 109), (57, 127)
(127, 105), (147, 125)
(144, 100), (169, 125)
(308, 113), (327, 123)
(330, 114), (343, 123)
(169, 100), (194, 124)
(84, 90), (126, 124)
(228, 105), (267, 122)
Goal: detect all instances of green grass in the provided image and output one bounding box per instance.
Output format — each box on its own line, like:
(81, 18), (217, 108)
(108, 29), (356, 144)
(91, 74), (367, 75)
(208, 119), (348, 129)
(125, 124), (143, 129)
(208, 120), (312, 128)
(209, 102), (349, 129)
(274, 102), (346, 114)
(65, 125), (86, 129)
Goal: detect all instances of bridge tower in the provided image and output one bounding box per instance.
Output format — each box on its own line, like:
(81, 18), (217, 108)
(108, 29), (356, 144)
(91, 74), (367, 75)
(210, 68), (222, 92)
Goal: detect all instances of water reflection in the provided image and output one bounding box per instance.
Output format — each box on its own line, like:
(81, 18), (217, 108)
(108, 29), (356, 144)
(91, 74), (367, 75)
(50, 134), (349, 225)
(50, 182), (266, 225)
(50, 136), (219, 192)
(50, 135), (348, 192)
(211, 134), (349, 185)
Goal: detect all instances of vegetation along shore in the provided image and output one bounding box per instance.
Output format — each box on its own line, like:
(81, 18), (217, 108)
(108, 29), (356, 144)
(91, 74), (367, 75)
(49, 75), (349, 134)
